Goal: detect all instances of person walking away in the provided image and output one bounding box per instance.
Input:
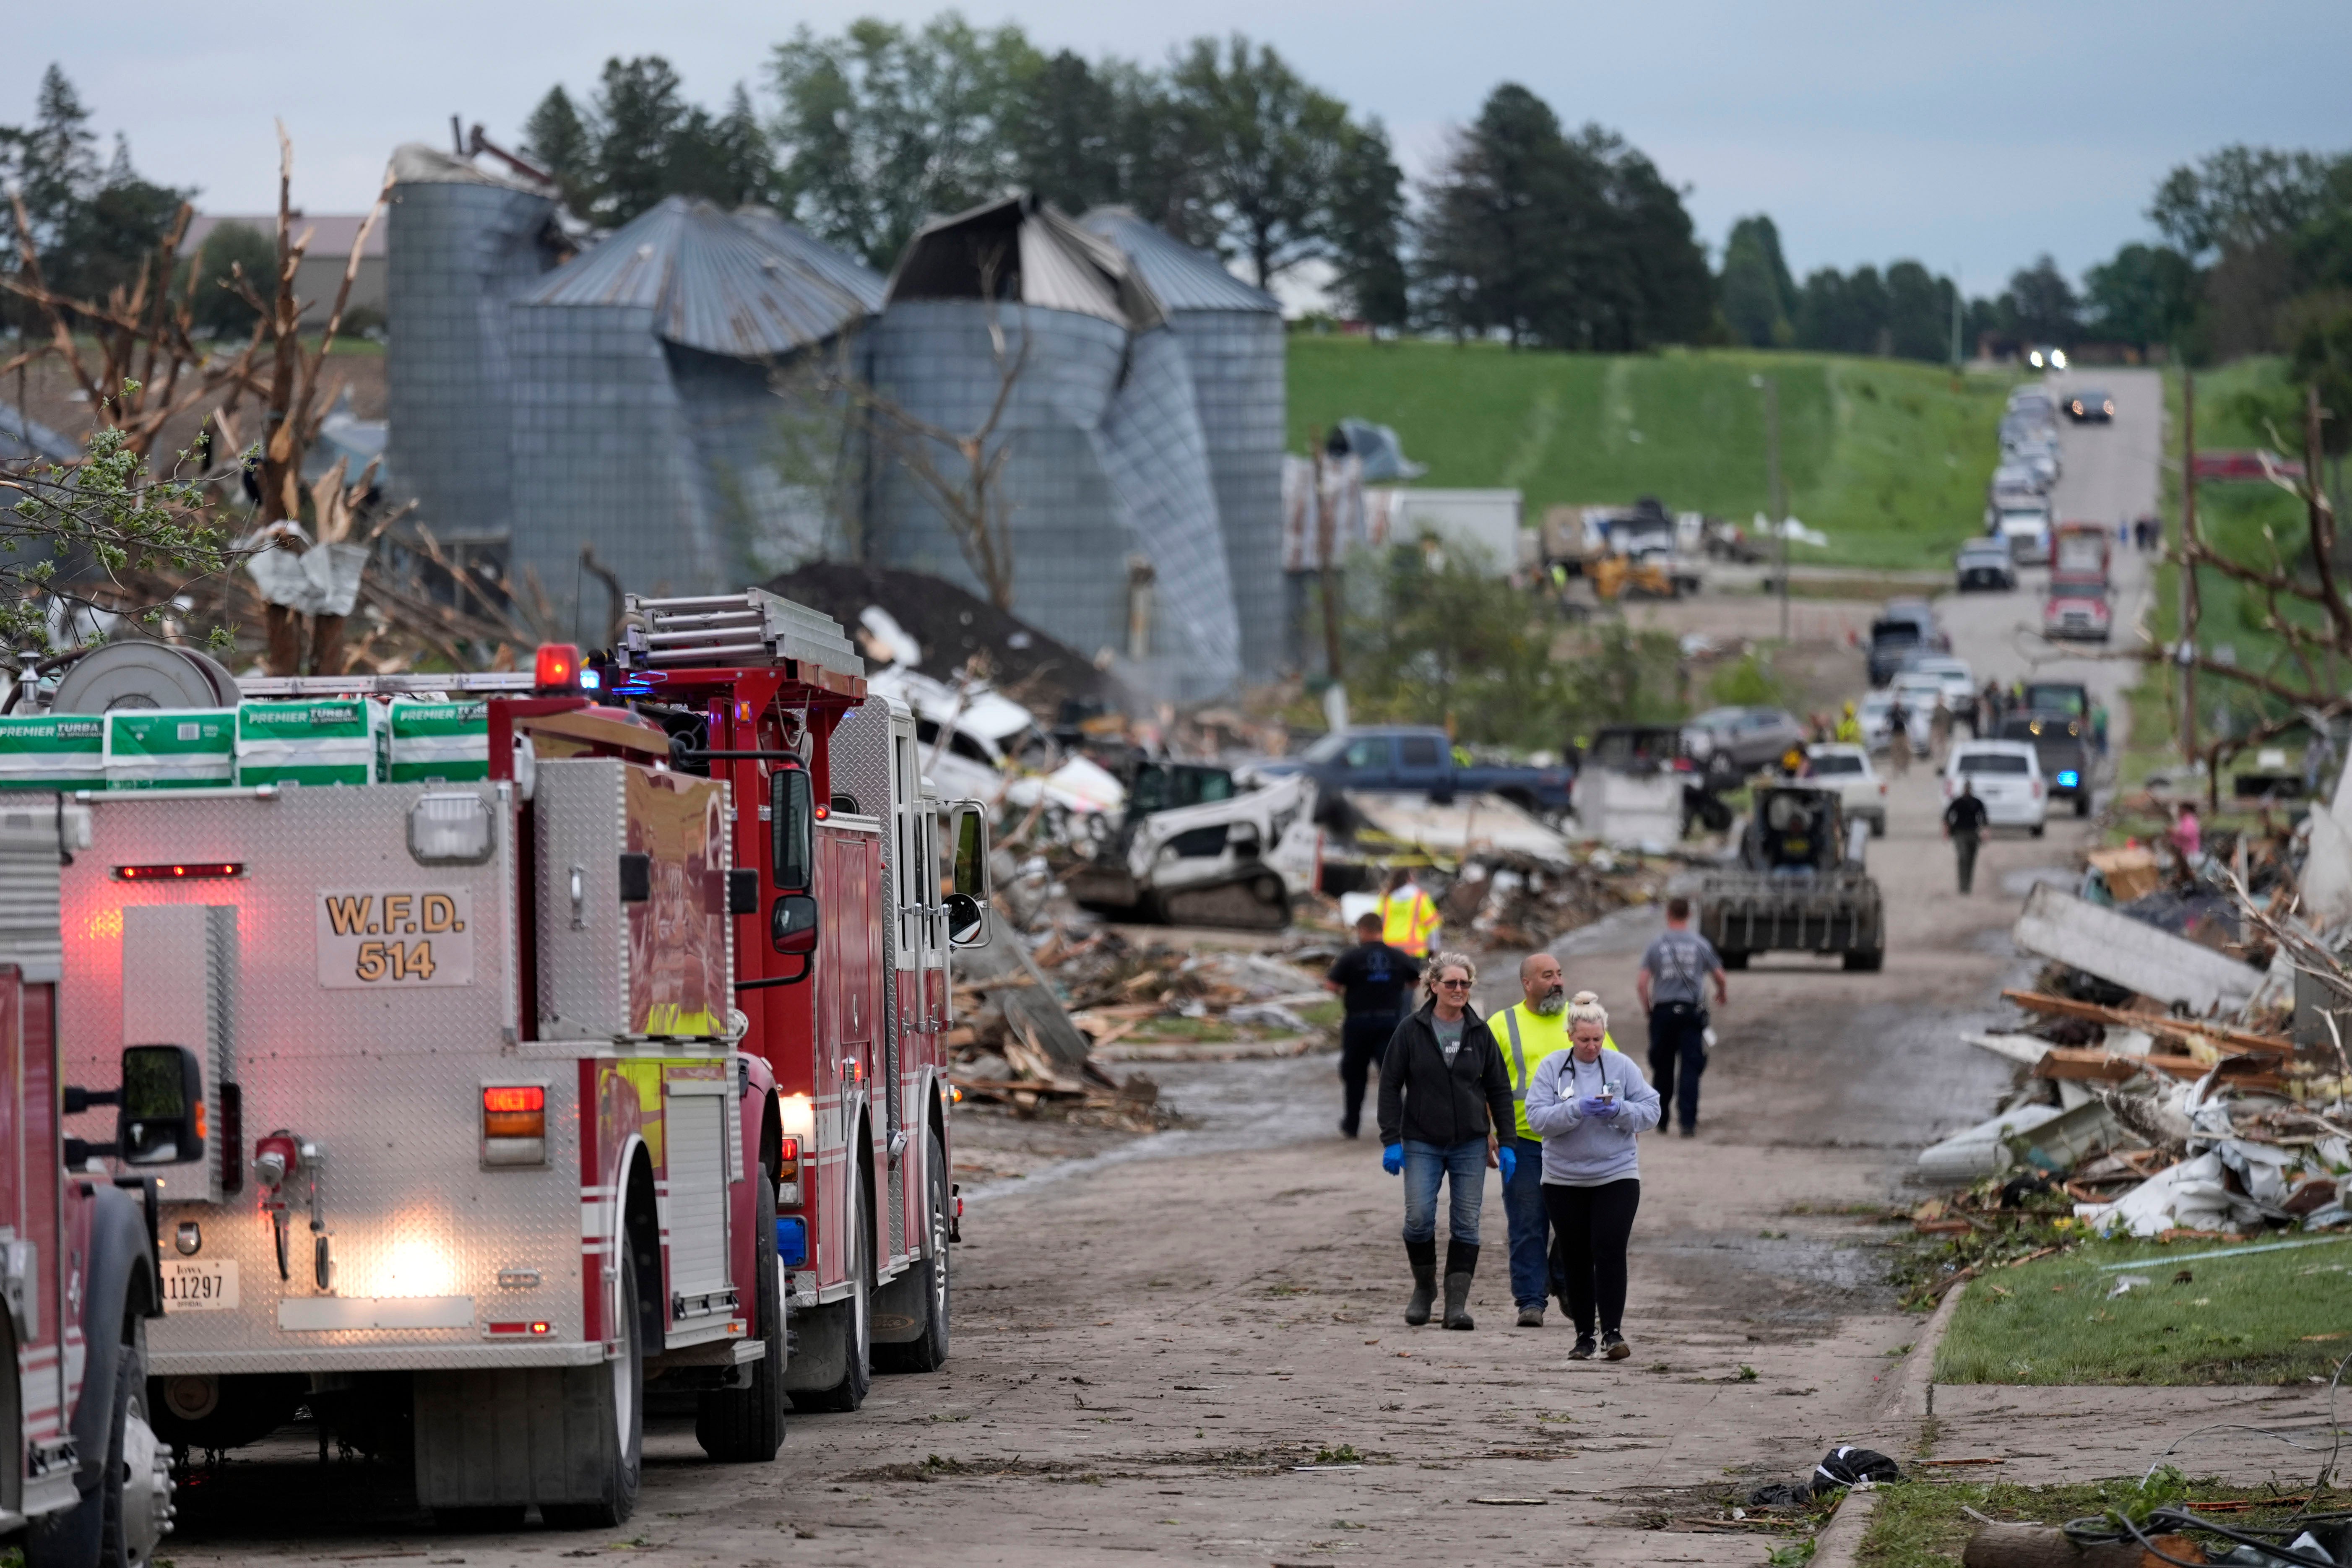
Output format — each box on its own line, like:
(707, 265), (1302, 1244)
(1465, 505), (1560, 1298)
(1636, 897), (1726, 1137)
(1325, 912), (1421, 1139)
(2090, 700), (2110, 755)
(1944, 778), (1988, 893)
(1980, 681), (2003, 736)
(1491, 952), (1576, 1327)
(1928, 696), (1953, 766)
(1524, 992), (1662, 1360)
(1885, 695), (1912, 777)
(1379, 867), (1442, 959)
(1377, 953), (1515, 1331)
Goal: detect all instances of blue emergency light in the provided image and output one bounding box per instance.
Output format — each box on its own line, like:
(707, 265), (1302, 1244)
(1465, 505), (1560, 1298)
(579, 667), (602, 691)
(2056, 770), (2080, 788)
(775, 1216), (809, 1268)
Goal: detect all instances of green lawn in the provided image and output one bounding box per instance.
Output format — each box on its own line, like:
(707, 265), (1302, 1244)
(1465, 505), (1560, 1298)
(1860, 1477), (2343, 1568)
(1935, 1233), (2352, 1385)
(1285, 338), (2020, 568)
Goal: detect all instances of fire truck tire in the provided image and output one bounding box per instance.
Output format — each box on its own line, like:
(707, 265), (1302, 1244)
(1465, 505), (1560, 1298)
(539, 1249), (644, 1530)
(694, 1170), (786, 1460)
(789, 1167), (872, 1415)
(873, 1130), (951, 1374)
(29, 1327), (167, 1568)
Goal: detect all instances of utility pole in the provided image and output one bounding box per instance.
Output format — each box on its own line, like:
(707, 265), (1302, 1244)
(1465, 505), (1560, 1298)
(1949, 273), (1964, 371)
(2179, 370), (2199, 767)
(1311, 429), (1345, 683)
(1758, 374), (1788, 643)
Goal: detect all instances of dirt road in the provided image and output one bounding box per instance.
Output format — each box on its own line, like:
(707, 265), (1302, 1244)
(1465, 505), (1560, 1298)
(155, 377), (2201, 1565)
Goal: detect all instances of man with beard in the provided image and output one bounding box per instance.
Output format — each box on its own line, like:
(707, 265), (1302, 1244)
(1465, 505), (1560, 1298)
(1489, 950), (1581, 1327)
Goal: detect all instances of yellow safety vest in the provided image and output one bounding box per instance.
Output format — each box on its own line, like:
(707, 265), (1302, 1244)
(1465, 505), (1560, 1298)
(1380, 885), (1441, 957)
(1496, 1004), (1619, 1141)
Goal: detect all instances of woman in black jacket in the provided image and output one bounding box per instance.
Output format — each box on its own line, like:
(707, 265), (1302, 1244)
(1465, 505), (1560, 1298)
(1374, 951), (1517, 1330)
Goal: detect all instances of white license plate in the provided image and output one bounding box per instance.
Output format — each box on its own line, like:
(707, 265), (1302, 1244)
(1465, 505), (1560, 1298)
(160, 1259), (239, 1312)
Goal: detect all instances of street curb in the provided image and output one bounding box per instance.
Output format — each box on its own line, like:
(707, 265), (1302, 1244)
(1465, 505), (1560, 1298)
(1887, 1278), (1969, 1423)
(1812, 1486), (1881, 1568)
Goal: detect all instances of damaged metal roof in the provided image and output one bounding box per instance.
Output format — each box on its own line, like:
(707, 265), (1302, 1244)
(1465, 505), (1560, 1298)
(885, 194), (1165, 333)
(521, 196), (879, 359)
(1079, 208), (1277, 315)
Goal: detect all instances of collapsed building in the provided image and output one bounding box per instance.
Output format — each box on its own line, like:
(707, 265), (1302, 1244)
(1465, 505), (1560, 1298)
(380, 145), (1283, 697)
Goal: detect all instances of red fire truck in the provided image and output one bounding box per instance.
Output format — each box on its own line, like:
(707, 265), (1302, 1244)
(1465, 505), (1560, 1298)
(3, 797), (194, 1568)
(49, 589), (986, 1528)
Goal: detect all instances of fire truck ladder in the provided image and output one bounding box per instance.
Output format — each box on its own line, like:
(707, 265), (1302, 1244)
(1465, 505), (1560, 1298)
(619, 590), (862, 674)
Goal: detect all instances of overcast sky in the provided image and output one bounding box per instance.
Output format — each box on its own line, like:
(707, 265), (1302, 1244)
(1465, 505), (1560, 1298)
(7, 0), (2347, 294)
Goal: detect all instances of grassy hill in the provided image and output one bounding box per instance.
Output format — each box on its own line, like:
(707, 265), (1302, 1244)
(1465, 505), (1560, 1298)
(1285, 338), (2020, 569)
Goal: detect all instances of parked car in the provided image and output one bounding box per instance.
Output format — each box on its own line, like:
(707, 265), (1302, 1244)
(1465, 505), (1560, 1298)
(1944, 739), (2048, 835)
(2065, 387), (2115, 424)
(1868, 609), (1944, 686)
(1991, 460), (2050, 497)
(1277, 725), (1577, 819)
(2042, 573), (2112, 642)
(1902, 654), (1981, 731)
(1956, 538), (2017, 592)
(1999, 712), (2093, 816)
(1805, 742), (1887, 836)
(1681, 706), (1806, 779)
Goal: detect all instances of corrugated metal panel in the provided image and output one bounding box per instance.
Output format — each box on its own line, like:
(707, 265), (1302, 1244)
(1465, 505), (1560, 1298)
(732, 207), (886, 314)
(1080, 208), (1278, 315)
(886, 195), (1165, 333)
(524, 197), (872, 360)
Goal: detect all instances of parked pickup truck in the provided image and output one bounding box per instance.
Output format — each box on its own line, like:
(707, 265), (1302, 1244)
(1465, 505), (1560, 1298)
(1265, 726), (1577, 821)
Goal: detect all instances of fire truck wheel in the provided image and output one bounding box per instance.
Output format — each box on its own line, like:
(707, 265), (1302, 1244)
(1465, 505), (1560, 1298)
(873, 1129), (951, 1374)
(541, 1249), (644, 1529)
(29, 1327), (164, 1568)
(695, 1169), (786, 1460)
(790, 1169), (872, 1414)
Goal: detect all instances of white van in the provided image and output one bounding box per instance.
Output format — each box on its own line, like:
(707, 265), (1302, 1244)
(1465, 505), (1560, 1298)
(1944, 739), (2047, 835)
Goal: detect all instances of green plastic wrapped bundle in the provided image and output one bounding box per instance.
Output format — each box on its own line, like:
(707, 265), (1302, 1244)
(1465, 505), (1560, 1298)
(385, 698), (489, 783)
(0, 713), (107, 790)
(104, 709), (235, 789)
(236, 698), (378, 786)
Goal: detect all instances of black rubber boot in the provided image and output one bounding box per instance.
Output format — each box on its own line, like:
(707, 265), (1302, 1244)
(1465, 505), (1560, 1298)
(1442, 1240), (1479, 1330)
(1403, 1239), (1438, 1326)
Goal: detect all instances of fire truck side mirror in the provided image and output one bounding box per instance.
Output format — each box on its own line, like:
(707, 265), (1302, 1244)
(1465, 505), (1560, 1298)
(771, 892), (819, 960)
(944, 892), (987, 949)
(947, 801), (991, 901)
(118, 1044), (205, 1168)
(771, 766), (814, 894)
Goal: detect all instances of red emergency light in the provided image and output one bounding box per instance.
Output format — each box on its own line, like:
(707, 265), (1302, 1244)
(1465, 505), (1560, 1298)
(113, 862), (244, 882)
(534, 643), (582, 692)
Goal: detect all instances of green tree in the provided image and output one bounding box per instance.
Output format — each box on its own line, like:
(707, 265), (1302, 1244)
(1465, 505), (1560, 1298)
(666, 85), (776, 209)
(2083, 241), (2199, 352)
(1325, 119), (1407, 328)
(1882, 260), (1951, 361)
(1416, 83), (1588, 348)
(588, 56), (693, 225)
(2151, 145), (2336, 260)
(1013, 50), (1122, 213)
(1171, 35), (1347, 289)
(519, 85), (597, 216)
(1720, 215), (1795, 347)
(2006, 254), (2081, 344)
(768, 16), (1039, 268)
(187, 220), (273, 337)
(1583, 127), (1712, 349)
(0, 66), (184, 325)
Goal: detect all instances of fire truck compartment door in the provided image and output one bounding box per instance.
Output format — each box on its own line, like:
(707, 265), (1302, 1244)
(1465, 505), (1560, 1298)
(121, 904), (236, 1203)
(660, 1077), (733, 1320)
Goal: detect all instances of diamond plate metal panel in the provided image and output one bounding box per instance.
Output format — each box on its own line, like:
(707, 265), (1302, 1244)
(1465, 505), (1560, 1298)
(57, 784), (597, 1372)
(534, 760), (627, 1040)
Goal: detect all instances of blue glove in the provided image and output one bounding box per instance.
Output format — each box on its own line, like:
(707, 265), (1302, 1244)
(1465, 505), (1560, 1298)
(1578, 1095), (1619, 1120)
(1497, 1145), (1518, 1183)
(1381, 1143), (1404, 1176)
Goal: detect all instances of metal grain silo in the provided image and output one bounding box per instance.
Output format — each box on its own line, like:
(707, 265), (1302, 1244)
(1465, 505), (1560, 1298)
(1082, 210), (1285, 684)
(870, 196), (1239, 699)
(506, 198), (879, 614)
(384, 144), (563, 547)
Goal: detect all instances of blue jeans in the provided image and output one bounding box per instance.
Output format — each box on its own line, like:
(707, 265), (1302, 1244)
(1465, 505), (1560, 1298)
(1401, 1139), (1488, 1246)
(1502, 1135), (1567, 1309)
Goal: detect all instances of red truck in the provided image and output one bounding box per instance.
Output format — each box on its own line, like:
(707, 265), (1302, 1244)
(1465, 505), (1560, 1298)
(2045, 523), (2114, 642)
(3, 798), (195, 1568)
(43, 588), (985, 1529)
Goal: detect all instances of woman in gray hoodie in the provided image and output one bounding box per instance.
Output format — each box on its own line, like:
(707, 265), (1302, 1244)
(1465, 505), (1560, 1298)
(1523, 991), (1663, 1360)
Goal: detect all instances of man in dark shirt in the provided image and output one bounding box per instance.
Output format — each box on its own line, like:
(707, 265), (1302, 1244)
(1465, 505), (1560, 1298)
(1944, 779), (1990, 893)
(1326, 912), (1422, 1138)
